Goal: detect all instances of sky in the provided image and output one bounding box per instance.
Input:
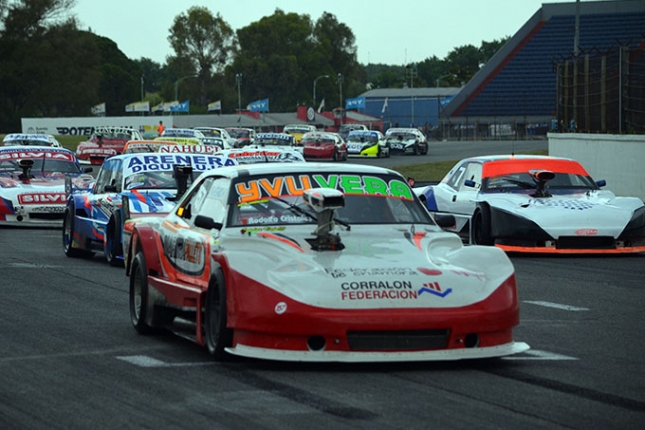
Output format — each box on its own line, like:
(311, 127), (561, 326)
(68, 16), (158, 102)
(71, 0), (578, 66)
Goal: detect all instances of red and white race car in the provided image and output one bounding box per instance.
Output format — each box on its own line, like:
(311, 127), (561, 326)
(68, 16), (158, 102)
(124, 162), (529, 362)
(76, 126), (143, 165)
(302, 131), (348, 161)
(0, 146), (93, 226)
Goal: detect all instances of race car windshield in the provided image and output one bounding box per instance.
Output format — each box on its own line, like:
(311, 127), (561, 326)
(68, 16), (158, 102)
(4, 139), (49, 146)
(388, 133), (415, 140)
(0, 159), (81, 174)
(483, 172), (599, 192)
(256, 138), (291, 146)
(227, 130), (249, 138)
(347, 135), (378, 143)
(124, 172), (176, 190)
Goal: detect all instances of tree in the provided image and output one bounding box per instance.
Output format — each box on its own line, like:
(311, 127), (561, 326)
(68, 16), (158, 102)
(168, 6), (235, 105)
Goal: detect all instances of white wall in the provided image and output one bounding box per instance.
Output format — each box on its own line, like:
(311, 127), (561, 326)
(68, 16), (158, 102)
(21, 116), (173, 139)
(548, 133), (645, 201)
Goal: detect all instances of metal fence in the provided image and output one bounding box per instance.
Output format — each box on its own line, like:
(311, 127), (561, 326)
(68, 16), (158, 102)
(555, 44), (645, 134)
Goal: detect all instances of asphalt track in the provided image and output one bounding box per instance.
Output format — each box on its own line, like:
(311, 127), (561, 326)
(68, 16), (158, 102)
(1, 140), (644, 429)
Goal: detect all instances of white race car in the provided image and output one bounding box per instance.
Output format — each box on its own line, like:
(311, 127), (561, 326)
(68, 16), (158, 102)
(124, 162), (529, 362)
(0, 146), (93, 226)
(3, 133), (62, 147)
(415, 155), (645, 254)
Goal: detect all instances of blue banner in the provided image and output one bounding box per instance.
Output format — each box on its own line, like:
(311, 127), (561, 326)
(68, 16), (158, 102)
(170, 100), (190, 113)
(345, 97), (365, 110)
(439, 95), (455, 107)
(249, 98), (269, 112)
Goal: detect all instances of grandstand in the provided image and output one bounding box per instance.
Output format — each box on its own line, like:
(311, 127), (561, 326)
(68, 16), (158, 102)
(442, 0), (645, 139)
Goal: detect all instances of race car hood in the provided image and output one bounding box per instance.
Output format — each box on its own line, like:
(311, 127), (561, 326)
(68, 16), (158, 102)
(220, 224), (514, 310)
(1, 174), (91, 202)
(482, 189), (644, 238)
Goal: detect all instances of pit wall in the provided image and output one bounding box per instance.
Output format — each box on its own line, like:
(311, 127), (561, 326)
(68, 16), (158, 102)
(548, 133), (645, 201)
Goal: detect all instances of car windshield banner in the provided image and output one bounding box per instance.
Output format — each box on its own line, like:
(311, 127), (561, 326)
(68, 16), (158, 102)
(124, 153), (236, 175)
(234, 173), (412, 203)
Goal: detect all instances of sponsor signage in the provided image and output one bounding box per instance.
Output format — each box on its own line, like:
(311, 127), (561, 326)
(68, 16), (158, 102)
(18, 193), (66, 205)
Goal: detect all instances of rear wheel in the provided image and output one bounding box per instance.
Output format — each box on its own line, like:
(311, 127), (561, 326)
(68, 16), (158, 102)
(204, 266), (233, 360)
(63, 206), (93, 258)
(472, 204), (494, 246)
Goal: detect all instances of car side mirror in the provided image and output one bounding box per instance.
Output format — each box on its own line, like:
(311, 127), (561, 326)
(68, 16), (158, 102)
(104, 184), (117, 192)
(194, 215), (222, 230)
(464, 179), (476, 188)
(596, 179), (606, 187)
(84, 167), (93, 173)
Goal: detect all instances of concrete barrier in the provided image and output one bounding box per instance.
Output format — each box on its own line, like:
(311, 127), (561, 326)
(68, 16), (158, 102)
(548, 133), (645, 201)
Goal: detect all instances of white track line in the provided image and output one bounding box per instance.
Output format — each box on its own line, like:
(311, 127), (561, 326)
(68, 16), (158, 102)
(523, 300), (589, 311)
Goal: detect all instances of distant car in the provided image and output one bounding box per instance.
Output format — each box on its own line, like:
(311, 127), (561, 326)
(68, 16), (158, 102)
(162, 128), (230, 149)
(251, 132), (296, 148)
(62, 152), (237, 265)
(346, 130), (390, 158)
(415, 155), (645, 254)
(225, 127), (256, 148)
(301, 131), (347, 161)
(337, 124), (368, 140)
(282, 124), (317, 145)
(385, 128), (428, 155)
(76, 126), (143, 165)
(3, 133), (62, 147)
(0, 146), (93, 226)
(193, 127), (236, 148)
(123, 162), (529, 362)
(122, 140), (179, 154)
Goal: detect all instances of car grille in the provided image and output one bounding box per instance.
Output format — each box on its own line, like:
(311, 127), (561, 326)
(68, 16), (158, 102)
(557, 236), (616, 249)
(347, 329), (450, 351)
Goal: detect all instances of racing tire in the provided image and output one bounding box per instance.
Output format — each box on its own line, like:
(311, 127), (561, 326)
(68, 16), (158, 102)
(62, 206), (93, 259)
(333, 148), (339, 162)
(105, 214), (124, 267)
(472, 204), (494, 246)
(414, 144), (420, 156)
(129, 252), (156, 334)
(204, 266), (233, 360)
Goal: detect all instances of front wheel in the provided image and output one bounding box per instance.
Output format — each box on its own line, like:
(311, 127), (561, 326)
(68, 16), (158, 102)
(105, 214), (123, 267)
(204, 266), (233, 360)
(472, 204), (494, 246)
(63, 206), (93, 258)
(130, 252), (155, 334)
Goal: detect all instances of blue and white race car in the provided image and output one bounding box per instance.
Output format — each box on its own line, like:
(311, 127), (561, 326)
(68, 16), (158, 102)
(62, 152), (237, 265)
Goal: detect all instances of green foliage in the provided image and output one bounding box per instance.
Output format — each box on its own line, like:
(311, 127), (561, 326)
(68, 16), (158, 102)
(0, 3), (511, 131)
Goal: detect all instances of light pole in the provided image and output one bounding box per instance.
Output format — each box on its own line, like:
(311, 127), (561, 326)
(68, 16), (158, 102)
(235, 73), (243, 114)
(313, 74), (329, 108)
(436, 74), (453, 88)
(337, 73), (344, 109)
(174, 74), (198, 101)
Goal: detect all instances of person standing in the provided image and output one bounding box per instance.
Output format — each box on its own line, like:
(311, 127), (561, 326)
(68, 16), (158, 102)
(157, 120), (165, 136)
